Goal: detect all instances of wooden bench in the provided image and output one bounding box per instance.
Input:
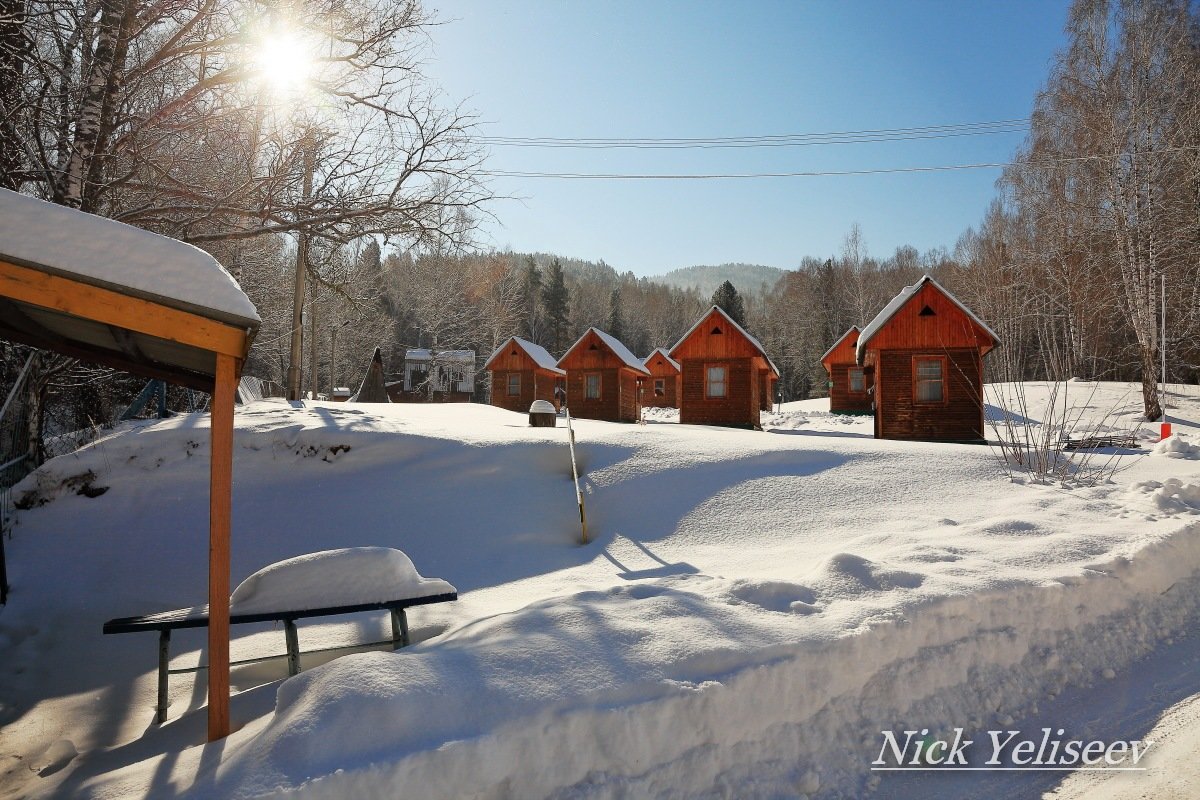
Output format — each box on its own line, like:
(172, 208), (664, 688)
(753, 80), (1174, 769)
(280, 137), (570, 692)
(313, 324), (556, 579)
(1061, 434), (1138, 451)
(104, 591), (457, 723)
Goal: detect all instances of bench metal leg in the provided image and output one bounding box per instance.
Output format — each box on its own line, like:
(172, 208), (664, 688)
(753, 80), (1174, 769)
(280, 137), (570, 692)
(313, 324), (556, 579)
(157, 629), (171, 724)
(390, 609), (410, 648)
(284, 619), (300, 676)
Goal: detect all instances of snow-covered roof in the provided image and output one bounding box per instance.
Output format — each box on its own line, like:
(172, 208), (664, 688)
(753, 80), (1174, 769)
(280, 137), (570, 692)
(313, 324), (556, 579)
(483, 336), (565, 375)
(669, 306), (778, 375)
(561, 328), (651, 375)
(820, 326), (860, 366)
(855, 275), (1001, 365)
(0, 188), (259, 327)
(406, 349), (476, 363)
(643, 347), (680, 372)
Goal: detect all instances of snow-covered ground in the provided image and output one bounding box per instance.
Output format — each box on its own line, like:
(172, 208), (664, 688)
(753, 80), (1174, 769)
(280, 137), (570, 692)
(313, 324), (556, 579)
(2, 382), (1199, 799)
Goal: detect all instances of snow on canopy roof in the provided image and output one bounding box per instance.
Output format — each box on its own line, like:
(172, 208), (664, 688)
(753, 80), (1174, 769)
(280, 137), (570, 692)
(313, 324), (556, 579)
(406, 349), (475, 363)
(855, 274), (1001, 364)
(669, 306), (778, 375)
(643, 347), (680, 372)
(0, 188), (259, 326)
(483, 336), (565, 375)
(562, 328), (650, 374)
(820, 326), (860, 365)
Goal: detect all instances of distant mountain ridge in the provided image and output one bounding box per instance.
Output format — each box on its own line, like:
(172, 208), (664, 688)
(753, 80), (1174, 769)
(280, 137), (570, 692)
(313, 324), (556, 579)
(649, 263), (786, 296)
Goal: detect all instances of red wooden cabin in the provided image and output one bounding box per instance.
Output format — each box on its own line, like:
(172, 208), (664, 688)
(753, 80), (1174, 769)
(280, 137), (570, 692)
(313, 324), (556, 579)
(669, 306), (778, 429)
(820, 326), (872, 414)
(857, 275), (999, 443)
(559, 328), (650, 422)
(758, 360), (781, 412)
(641, 348), (682, 408)
(484, 336), (565, 413)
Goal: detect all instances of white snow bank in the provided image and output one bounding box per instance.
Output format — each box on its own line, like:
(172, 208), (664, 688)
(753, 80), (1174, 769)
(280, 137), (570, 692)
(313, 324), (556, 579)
(1128, 479), (1200, 515)
(230, 548), (455, 615)
(0, 188), (258, 324)
(198, 522), (1200, 800)
(1152, 434), (1200, 459)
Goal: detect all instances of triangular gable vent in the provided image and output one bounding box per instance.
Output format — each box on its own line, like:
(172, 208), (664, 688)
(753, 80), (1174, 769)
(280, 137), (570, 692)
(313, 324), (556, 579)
(919, 305), (936, 317)
(711, 326), (723, 335)
(589, 343), (599, 350)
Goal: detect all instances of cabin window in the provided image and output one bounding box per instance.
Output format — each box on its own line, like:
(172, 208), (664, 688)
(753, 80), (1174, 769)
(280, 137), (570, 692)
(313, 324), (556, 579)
(506, 373), (520, 396)
(654, 378), (665, 396)
(585, 373), (602, 400)
(706, 365), (727, 398)
(849, 368), (865, 393)
(914, 357), (945, 403)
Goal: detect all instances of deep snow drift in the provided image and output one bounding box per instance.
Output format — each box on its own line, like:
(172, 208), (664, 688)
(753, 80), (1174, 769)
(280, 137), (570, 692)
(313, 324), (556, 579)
(1, 382), (1199, 799)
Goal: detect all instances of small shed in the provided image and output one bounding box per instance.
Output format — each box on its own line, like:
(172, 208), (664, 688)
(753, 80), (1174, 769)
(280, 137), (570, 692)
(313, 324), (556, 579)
(484, 336), (565, 413)
(820, 326), (872, 414)
(0, 188), (259, 741)
(388, 349), (475, 402)
(856, 274), (999, 443)
(641, 347), (681, 408)
(352, 347), (391, 403)
(669, 306), (777, 429)
(558, 328), (650, 422)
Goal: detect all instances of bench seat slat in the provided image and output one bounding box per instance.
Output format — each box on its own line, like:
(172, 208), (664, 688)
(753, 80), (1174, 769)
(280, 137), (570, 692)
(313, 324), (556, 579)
(103, 591), (458, 634)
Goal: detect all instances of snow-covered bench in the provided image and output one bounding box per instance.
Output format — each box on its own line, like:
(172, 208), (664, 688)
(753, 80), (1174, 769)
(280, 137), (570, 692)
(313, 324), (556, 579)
(103, 548), (457, 723)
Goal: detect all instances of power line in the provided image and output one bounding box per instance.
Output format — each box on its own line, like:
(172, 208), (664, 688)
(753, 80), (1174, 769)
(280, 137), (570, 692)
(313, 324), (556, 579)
(479, 146), (1200, 181)
(478, 118), (1031, 149)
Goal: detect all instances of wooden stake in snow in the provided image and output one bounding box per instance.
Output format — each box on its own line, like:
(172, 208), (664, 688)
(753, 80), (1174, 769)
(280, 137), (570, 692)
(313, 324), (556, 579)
(565, 409), (588, 545)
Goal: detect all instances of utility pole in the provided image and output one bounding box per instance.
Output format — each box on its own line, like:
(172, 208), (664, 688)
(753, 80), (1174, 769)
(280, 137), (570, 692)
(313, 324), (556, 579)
(286, 137), (314, 401)
(330, 319), (350, 393)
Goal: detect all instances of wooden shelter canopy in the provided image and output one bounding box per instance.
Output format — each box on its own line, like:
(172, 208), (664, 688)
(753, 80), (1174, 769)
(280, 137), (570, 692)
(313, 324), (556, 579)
(0, 188), (259, 743)
(0, 189), (260, 390)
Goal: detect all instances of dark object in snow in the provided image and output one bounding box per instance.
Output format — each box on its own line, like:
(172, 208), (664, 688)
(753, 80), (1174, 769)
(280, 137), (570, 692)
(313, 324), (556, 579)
(529, 399), (557, 427)
(1062, 434), (1138, 451)
(104, 588), (458, 724)
(352, 347), (390, 403)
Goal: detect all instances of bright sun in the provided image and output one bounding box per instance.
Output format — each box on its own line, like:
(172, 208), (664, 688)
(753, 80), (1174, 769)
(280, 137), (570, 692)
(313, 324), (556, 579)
(253, 28), (313, 98)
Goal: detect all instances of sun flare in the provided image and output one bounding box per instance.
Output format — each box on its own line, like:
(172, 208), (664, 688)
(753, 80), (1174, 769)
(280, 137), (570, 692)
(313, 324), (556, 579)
(252, 28), (313, 98)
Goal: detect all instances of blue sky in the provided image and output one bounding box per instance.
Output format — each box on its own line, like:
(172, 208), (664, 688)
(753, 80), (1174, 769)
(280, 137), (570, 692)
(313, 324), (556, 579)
(425, 1), (1071, 276)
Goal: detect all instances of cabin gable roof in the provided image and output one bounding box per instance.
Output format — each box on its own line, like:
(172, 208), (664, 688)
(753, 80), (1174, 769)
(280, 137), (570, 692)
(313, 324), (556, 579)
(856, 275), (1000, 364)
(820, 326), (860, 370)
(643, 347), (680, 373)
(669, 306), (778, 376)
(484, 336), (565, 375)
(558, 328), (650, 375)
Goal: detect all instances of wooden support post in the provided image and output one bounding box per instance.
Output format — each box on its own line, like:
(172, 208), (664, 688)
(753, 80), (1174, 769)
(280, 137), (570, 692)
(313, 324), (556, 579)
(157, 629), (171, 724)
(390, 609), (403, 648)
(399, 609), (410, 647)
(207, 353), (235, 742)
(284, 619), (300, 676)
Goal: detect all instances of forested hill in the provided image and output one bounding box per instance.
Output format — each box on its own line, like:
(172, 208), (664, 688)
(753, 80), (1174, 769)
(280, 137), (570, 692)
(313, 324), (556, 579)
(649, 264), (787, 295)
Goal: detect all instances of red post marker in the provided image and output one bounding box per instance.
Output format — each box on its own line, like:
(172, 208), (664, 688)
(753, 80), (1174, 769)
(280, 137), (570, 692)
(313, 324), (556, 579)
(1161, 422), (1172, 441)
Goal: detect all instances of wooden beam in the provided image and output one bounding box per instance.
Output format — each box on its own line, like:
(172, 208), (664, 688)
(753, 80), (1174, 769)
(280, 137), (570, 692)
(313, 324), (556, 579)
(0, 258), (250, 359)
(0, 306), (217, 392)
(207, 353), (236, 741)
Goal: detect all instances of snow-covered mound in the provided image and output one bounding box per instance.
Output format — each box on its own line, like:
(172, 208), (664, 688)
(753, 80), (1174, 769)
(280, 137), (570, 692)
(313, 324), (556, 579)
(1, 383), (1200, 799)
(230, 548), (455, 615)
(1152, 433), (1200, 459)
